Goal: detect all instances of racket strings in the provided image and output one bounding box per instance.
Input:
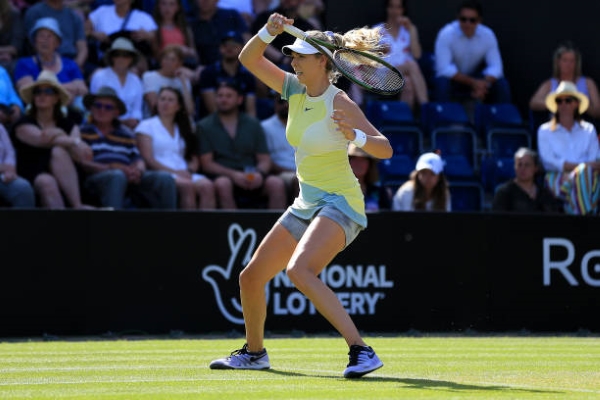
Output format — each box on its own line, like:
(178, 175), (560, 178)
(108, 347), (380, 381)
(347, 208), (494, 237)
(334, 51), (405, 95)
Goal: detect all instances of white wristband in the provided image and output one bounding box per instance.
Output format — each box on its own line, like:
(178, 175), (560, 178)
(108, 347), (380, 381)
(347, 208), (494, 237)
(351, 129), (367, 148)
(258, 26), (276, 44)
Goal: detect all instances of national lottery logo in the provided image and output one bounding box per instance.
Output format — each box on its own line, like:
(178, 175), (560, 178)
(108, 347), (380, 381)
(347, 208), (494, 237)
(202, 223), (394, 325)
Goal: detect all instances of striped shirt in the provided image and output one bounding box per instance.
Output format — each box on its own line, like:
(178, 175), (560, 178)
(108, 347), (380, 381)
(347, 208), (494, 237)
(80, 123), (141, 165)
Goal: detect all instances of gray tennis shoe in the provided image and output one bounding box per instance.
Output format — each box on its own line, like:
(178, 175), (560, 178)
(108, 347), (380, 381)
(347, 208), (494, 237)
(343, 345), (383, 378)
(209, 344), (271, 370)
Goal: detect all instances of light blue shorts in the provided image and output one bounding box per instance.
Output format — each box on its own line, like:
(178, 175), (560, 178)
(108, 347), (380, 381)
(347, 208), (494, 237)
(277, 206), (363, 248)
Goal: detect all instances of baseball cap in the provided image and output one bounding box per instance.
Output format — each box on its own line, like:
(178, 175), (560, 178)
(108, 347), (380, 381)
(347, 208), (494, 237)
(415, 152), (444, 175)
(222, 31), (244, 45)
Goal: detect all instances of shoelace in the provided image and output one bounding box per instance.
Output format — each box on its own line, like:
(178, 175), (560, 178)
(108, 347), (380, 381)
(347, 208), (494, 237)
(347, 345), (368, 366)
(230, 344), (250, 357)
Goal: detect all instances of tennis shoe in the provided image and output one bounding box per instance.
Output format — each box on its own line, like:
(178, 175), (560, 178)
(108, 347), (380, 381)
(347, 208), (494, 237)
(343, 345), (383, 378)
(209, 343), (270, 370)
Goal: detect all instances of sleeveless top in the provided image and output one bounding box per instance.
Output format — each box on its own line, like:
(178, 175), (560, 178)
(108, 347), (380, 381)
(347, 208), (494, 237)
(282, 73), (367, 228)
(550, 76), (588, 95)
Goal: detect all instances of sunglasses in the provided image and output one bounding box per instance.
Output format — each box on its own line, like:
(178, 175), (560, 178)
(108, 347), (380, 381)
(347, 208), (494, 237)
(459, 16), (478, 24)
(555, 97), (578, 105)
(112, 51), (134, 58)
(32, 87), (57, 96)
(92, 102), (117, 111)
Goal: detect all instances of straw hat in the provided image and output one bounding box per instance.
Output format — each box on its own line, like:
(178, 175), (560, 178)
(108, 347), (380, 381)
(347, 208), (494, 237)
(104, 37), (140, 66)
(19, 70), (71, 105)
(83, 86), (126, 116)
(545, 80), (589, 114)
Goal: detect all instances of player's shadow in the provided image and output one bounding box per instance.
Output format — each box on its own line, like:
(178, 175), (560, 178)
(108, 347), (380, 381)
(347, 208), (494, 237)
(265, 370), (562, 395)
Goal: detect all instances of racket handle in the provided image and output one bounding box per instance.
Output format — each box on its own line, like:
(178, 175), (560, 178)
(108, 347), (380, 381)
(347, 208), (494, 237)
(283, 24), (307, 40)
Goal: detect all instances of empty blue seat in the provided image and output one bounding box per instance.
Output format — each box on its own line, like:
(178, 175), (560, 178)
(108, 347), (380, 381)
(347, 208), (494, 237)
(365, 99), (415, 128)
(449, 182), (485, 212)
(421, 101), (471, 135)
(256, 97), (274, 120)
(431, 126), (477, 179)
(474, 103), (523, 136)
(378, 126), (424, 185)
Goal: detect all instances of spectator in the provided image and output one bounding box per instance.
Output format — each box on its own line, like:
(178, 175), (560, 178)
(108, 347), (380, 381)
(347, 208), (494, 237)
(251, 0), (315, 66)
(0, 0), (24, 75)
(538, 81), (600, 215)
(136, 86), (216, 209)
(348, 143), (391, 211)
(197, 30), (256, 118)
(529, 41), (600, 122)
(260, 92), (297, 203)
(86, 0), (158, 74)
(433, 0), (511, 104)
(217, 0), (273, 26)
(151, 0), (198, 66)
(297, 0), (324, 31)
(14, 17), (88, 116)
(90, 37), (144, 130)
(78, 86), (177, 209)
(188, 0), (250, 77)
(197, 81), (287, 209)
(23, 0), (89, 70)
(0, 122), (35, 208)
(492, 147), (562, 213)
(372, 0), (428, 110)
(0, 65), (24, 129)
(142, 44), (195, 118)
(11, 70), (95, 209)
(392, 152), (451, 211)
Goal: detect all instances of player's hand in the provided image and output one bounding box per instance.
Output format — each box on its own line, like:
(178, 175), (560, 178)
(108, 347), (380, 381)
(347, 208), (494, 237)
(266, 13), (294, 36)
(331, 109), (356, 141)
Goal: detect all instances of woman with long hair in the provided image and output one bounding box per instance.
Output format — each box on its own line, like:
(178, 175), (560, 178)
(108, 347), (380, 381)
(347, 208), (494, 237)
(152, 0), (198, 65)
(208, 13), (393, 378)
(392, 152), (451, 211)
(136, 86), (216, 209)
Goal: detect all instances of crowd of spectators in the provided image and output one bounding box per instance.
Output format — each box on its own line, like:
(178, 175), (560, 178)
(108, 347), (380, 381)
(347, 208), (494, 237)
(0, 0), (598, 215)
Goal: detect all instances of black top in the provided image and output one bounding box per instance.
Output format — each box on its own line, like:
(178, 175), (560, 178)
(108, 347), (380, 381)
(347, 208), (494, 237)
(492, 180), (562, 213)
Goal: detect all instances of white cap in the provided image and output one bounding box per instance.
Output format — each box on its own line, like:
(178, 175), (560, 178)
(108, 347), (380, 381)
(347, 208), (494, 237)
(415, 152), (444, 175)
(282, 38), (320, 56)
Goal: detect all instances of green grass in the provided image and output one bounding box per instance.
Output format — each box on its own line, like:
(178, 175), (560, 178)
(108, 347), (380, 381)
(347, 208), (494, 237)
(0, 336), (599, 399)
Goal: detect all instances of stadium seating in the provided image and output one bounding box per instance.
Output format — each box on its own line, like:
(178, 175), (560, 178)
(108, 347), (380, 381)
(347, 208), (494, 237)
(365, 99), (415, 128)
(431, 126), (478, 179)
(420, 101), (471, 137)
(378, 125), (424, 186)
(449, 181), (485, 212)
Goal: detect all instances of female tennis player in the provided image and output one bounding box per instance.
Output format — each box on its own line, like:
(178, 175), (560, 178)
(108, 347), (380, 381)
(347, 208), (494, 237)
(209, 13), (393, 378)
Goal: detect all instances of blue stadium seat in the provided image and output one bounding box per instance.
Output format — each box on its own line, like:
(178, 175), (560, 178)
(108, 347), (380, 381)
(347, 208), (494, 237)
(420, 101), (471, 136)
(480, 128), (532, 191)
(474, 103), (523, 132)
(365, 99), (415, 128)
(449, 181), (485, 212)
(256, 97), (274, 120)
(378, 125), (424, 186)
(431, 126), (477, 179)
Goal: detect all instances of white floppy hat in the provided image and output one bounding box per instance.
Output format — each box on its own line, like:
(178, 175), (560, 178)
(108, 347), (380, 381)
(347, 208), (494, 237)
(282, 38), (321, 56)
(29, 17), (62, 43)
(415, 152), (444, 175)
(545, 80), (589, 114)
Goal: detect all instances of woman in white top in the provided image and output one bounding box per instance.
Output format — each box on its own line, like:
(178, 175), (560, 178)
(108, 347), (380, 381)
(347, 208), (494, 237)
(135, 86), (217, 209)
(373, 0), (428, 109)
(392, 152), (451, 211)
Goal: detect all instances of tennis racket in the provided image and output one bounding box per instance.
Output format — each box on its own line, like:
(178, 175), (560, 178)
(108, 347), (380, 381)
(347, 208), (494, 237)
(283, 24), (405, 96)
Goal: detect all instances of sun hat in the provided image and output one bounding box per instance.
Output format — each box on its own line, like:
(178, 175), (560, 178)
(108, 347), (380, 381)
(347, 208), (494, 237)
(104, 37), (140, 66)
(19, 70), (71, 105)
(83, 86), (126, 116)
(282, 37), (324, 56)
(29, 17), (62, 43)
(545, 80), (589, 114)
(415, 152), (444, 175)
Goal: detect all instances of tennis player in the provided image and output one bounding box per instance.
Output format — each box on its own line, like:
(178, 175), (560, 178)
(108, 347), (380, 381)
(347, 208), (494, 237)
(209, 13), (392, 378)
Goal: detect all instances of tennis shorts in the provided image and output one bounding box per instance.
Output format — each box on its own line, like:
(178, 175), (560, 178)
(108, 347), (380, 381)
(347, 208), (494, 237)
(277, 205), (363, 248)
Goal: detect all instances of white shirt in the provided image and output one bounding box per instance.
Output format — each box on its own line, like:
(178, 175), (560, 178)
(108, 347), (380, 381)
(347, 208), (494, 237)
(89, 5), (158, 36)
(375, 23), (413, 66)
(537, 120), (600, 172)
(392, 181), (452, 211)
(90, 67), (144, 122)
(261, 114), (296, 171)
(434, 20), (504, 79)
(135, 116), (187, 171)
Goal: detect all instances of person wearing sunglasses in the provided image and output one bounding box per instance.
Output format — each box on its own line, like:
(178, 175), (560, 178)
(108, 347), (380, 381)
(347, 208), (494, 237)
(77, 85), (177, 210)
(537, 81), (600, 215)
(11, 70), (95, 209)
(433, 0), (511, 104)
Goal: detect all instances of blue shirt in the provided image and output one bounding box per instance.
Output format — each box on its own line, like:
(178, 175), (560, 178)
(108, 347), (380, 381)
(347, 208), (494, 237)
(0, 66), (23, 110)
(13, 56), (84, 84)
(434, 20), (504, 79)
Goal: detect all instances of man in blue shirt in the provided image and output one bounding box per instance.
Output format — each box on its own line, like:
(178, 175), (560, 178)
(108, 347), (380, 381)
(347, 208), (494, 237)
(433, 0), (511, 104)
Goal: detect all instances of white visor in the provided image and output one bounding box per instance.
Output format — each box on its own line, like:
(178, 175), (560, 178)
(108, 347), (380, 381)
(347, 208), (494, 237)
(282, 38), (320, 56)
